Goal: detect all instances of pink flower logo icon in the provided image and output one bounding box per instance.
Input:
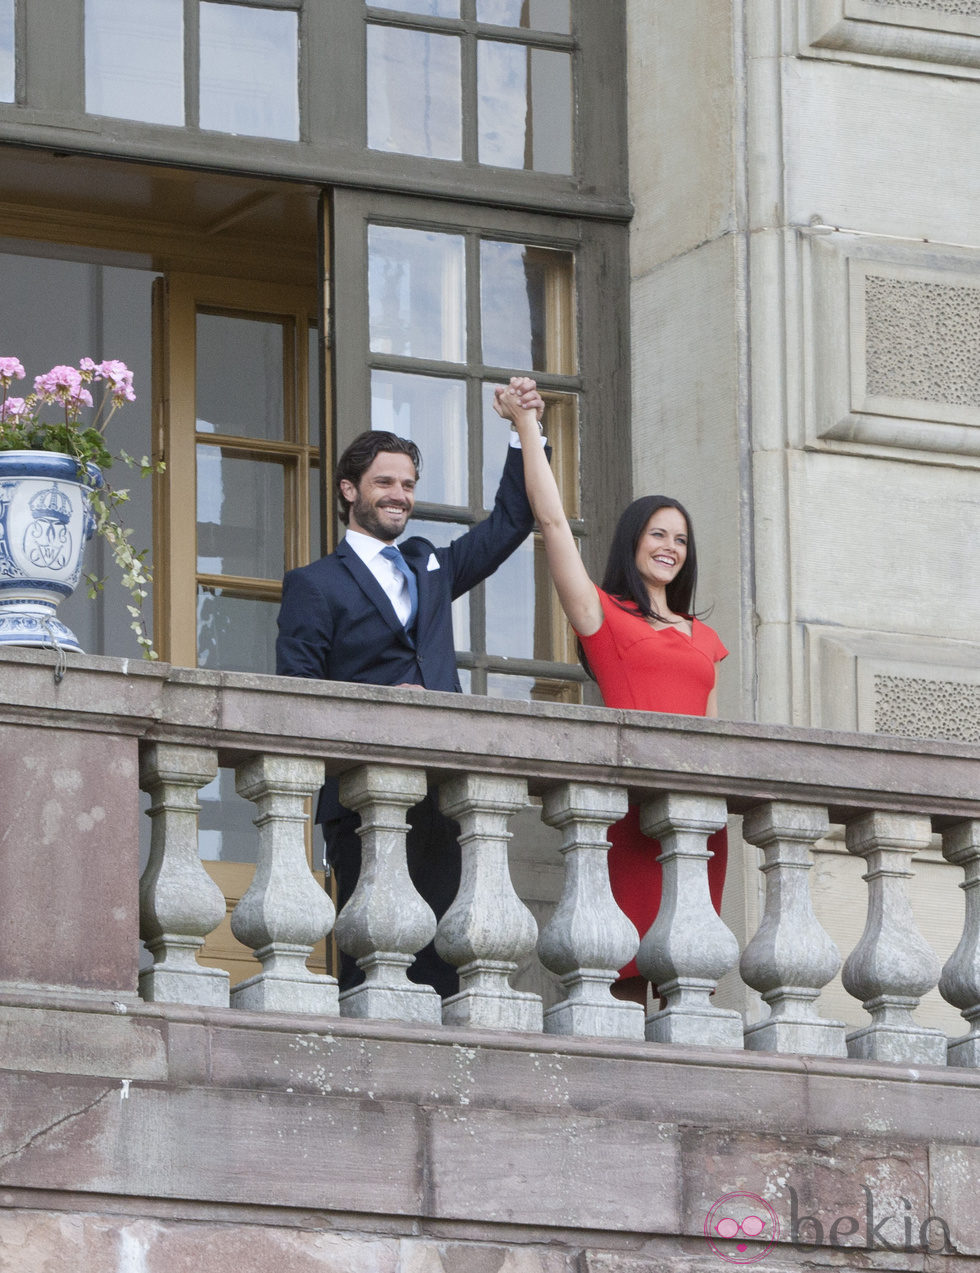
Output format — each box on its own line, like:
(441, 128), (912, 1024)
(704, 1191), (780, 1264)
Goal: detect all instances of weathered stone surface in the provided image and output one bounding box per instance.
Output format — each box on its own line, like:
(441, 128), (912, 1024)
(427, 1106), (679, 1232)
(0, 1213), (581, 1273)
(0, 725), (140, 996)
(0, 1005), (166, 1080)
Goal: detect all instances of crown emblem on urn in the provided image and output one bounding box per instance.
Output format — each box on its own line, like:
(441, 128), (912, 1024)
(29, 483), (73, 525)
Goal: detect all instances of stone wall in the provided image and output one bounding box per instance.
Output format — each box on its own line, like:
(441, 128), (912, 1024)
(626, 0), (980, 1016)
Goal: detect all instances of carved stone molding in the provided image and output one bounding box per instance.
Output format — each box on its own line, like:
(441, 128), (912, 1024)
(806, 625), (980, 738)
(802, 230), (980, 462)
(802, 0), (980, 77)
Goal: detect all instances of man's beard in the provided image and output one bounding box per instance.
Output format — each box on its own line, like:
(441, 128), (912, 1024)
(349, 494), (409, 542)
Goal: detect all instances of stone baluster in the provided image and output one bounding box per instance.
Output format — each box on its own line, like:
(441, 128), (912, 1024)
(939, 820), (980, 1068)
(333, 764), (441, 1024)
(637, 793), (742, 1047)
(536, 782), (644, 1039)
(138, 743), (229, 1006)
(739, 802), (846, 1056)
(841, 811), (946, 1064)
(229, 754), (337, 1015)
(436, 774), (542, 1030)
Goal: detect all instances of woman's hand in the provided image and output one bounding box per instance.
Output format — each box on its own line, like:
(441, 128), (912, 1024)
(493, 376), (544, 425)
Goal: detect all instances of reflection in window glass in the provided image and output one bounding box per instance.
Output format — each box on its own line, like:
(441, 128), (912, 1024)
(480, 241), (575, 374)
(196, 313), (284, 441)
(196, 448), (285, 579)
(409, 519), (470, 653)
(0, 0), (13, 103)
(368, 26), (461, 160)
(486, 672), (535, 701)
(85, 0), (184, 125)
(198, 768), (262, 860)
(372, 0), (460, 14)
(477, 0), (570, 33)
(371, 371), (467, 507)
(369, 225), (465, 362)
(197, 589), (279, 673)
(478, 42), (571, 173)
(484, 535), (534, 658)
(200, 3), (299, 141)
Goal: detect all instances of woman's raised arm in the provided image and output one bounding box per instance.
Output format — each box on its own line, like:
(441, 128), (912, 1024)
(493, 378), (603, 637)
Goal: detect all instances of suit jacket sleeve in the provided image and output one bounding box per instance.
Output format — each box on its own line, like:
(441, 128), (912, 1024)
(276, 567), (334, 678)
(444, 442), (549, 599)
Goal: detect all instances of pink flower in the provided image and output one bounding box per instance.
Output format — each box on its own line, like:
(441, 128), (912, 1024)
(96, 359), (136, 403)
(79, 357), (98, 374)
(34, 364), (84, 400)
(70, 387), (95, 410)
(0, 357), (25, 384)
(0, 396), (28, 420)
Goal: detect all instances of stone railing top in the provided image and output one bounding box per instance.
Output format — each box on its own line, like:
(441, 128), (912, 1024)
(1, 647), (977, 823)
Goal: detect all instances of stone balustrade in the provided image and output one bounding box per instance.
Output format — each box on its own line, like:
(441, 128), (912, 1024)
(1, 648), (979, 1068)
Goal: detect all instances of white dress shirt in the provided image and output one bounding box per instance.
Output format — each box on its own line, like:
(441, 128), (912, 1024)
(343, 434), (545, 628)
(344, 529), (415, 626)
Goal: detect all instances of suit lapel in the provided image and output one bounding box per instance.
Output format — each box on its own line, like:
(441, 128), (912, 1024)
(335, 539), (408, 642)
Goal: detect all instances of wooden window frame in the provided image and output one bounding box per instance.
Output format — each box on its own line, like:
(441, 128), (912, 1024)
(154, 272), (321, 667)
(329, 186), (630, 701)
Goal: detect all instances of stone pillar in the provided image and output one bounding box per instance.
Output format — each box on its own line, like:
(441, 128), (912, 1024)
(537, 781), (643, 1040)
(333, 763), (440, 1024)
(739, 801), (846, 1056)
(436, 774), (542, 1030)
(842, 811), (946, 1065)
(939, 820), (980, 1068)
(139, 743), (229, 1007)
(230, 754), (336, 1015)
(637, 793), (742, 1048)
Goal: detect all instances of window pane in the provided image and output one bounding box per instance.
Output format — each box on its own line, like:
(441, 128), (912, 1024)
(369, 225), (465, 362)
(371, 0), (459, 14)
(409, 519), (470, 653)
(368, 25), (461, 160)
(486, 672), (536, 701)
(477, 0), (570, 33)
(478, 42), (571, 173)
(196, 313), (284, 441)
(371, 371), (467, 506)
(483, 535), (534, 657)
(0, 0), (13, 103)
(196, 448), (285, 579)
(197, 589), (279, 673)
(200, 3), (299, 141)
(85, 0), (184, 125)
(480, 241), (575, 374)
(198, 769), (262, 860)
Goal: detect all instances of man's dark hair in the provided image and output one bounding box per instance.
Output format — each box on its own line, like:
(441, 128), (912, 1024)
(334, 430), (422, 525)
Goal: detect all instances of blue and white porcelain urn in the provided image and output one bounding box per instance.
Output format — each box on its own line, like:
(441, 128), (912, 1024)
(0, 450), (101, 652)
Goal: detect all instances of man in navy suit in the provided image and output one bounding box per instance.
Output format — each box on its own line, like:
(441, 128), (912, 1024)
(276, 377), (546, 996)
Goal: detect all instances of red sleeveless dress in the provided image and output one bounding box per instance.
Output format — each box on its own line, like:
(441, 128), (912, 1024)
(577, 587), (728, 979)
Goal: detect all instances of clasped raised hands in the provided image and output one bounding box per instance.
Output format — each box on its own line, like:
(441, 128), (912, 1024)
(492, 375), (545, 426)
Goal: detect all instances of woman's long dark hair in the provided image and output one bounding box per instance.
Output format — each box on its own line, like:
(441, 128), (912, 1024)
(602, 495), (698, 619)
(578, 496), (699, 678)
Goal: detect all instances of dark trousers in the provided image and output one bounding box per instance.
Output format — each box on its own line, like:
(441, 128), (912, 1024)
(324, 791), (462, 999)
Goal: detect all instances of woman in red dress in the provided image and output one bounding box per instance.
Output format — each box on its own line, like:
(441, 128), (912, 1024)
(494, 378), (728, 1006)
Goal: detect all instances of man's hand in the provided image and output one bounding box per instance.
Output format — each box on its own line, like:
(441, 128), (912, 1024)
(493, 375), (544, 425)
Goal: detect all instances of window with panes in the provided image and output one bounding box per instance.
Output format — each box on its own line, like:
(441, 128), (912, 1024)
(349, 208), (585, 700)
(0, 0), (629, 690)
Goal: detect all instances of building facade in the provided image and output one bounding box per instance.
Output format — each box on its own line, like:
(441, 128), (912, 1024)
(1, 2), (979, 1270)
